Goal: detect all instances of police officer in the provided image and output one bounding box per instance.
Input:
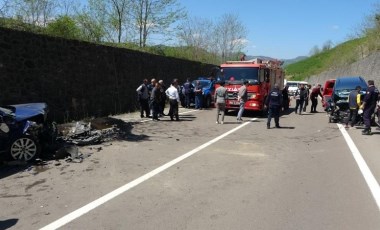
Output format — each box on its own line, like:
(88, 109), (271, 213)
(265, 83), (283, 129)
(361, 80), (379, 135)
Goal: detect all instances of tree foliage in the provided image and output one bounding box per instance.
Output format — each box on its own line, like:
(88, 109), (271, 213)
(11, 0), (58, 26)
(130, 0), (186, 47)
(214, 13), (248, 62)
(0, 0), (249, 64)
(45, 15), (82, 39)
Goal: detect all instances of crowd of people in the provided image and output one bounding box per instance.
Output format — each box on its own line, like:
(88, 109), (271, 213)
(137, 77), (380, 134)
(136, 78), (181, 121)
(279, 80), (380, 135)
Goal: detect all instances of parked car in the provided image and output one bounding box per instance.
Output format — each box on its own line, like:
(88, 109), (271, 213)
(327, 76), (367, 123)
(179, 78), (215, 108)
(0, 103), (49, 161)
(286, 81), (299, 96)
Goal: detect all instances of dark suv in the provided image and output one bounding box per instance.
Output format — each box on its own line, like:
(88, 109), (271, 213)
(328, 76), (367, 123)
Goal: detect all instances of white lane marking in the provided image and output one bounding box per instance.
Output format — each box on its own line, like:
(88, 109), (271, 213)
(40, 118), (257, 230)
(337, 124), (380, 211)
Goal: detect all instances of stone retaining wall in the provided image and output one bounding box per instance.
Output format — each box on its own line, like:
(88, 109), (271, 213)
(305, 52), (380, 87)
(0, 27), (215, 122)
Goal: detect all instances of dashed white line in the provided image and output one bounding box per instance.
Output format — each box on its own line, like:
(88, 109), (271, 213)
(40, 118), (257, 230)
(337, 123), (380, 211)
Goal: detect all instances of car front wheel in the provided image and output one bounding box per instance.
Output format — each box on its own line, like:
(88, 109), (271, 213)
(204, 95), (211, 108)
(10, 135), (39, 161)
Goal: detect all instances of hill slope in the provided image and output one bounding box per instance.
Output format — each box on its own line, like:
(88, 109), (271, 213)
(284, 37), (367, 81)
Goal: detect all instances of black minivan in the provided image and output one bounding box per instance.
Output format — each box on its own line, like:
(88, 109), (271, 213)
(328, 76), (367, 123)
(332, 76), (367, 103)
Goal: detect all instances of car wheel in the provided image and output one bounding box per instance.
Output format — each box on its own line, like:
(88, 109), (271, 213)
(10, 135), (40, 161)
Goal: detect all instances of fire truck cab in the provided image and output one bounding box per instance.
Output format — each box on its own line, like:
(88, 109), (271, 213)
(215, 58), (284, 113)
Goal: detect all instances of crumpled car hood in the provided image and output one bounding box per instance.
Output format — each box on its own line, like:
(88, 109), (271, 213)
(7, 103), (48, 122)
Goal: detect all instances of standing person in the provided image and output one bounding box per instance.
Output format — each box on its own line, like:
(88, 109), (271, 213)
(136, 79), (150, 118)
(215, 80), (228, 124)
(194, 80), (203, 109)
(303, 84), (310, 112)
(183, 78), (194, 108)
(294, 84), (307, 114)
(158, 80), (167, 116)
(148, 78), (157, 116)
(376, 96), (380, 127)
(345, 86), (362, 128)
(166, 79), (180, 121)
(236, 80), (248, 121)
(361, 80), (379, 135)
(150, 82), (162, 121)
(310, 84), (323, 113)
(265, 83), (283, 129)
(282, 85), (289, 111)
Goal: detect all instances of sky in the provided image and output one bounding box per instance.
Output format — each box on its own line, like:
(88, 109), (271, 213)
(177, 0), (380, 59)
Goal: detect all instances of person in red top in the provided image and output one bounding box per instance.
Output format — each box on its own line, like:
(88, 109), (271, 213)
(310, 84), (323, 113)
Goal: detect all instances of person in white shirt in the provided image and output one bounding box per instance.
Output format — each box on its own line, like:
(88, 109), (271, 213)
(165, 79), (181, 121)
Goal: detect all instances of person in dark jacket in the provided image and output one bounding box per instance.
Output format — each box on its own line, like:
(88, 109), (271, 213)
(310, 84), (323, 113)
(361, 80), (379, 135)
(150, 82), (162, 121)
(282, 85), (289, 111)
(294, 84), (308, 115)
(345, 86), (362, 128)
(265, 83), (283, 129)
(136, 79), (150, 118)
(183, 78), (194, 108)
(158, 80), (167, 116)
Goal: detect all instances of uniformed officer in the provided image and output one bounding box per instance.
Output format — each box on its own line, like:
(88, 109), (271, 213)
(265, 83), (283, 129)
(361, 80), (379, 135)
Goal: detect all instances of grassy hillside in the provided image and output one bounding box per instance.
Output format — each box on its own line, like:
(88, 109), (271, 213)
(284, 37), (367, 81)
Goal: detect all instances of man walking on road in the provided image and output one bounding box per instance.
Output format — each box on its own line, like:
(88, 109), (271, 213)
(265, 83), (283, 129)
(237, 80), (248, 121)
(215, 80), (228, 124)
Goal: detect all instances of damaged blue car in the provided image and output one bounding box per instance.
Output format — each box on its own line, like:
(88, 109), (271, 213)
(0, 103), (48, 161)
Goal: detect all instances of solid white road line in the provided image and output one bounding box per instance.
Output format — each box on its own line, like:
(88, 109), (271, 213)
(337, 124), (380, 211)
(40, 118), (258, 230)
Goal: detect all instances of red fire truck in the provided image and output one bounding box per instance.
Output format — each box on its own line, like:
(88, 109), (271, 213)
(215, 58), (284, 113)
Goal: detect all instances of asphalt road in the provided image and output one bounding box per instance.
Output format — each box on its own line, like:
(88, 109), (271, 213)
(1, 102), (380, 230)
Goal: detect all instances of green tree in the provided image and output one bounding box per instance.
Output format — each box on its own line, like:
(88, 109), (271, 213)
(75, 12), (105, 42)
(82, 0), (130, 43)
(45, 15), (82, 39)
(130, 0), (186, 47)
